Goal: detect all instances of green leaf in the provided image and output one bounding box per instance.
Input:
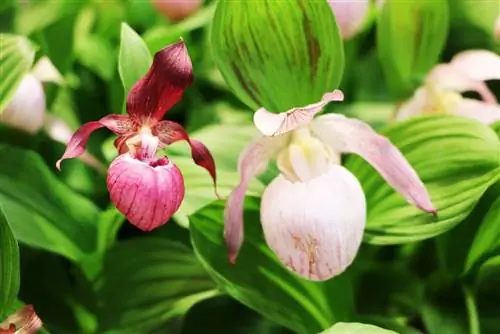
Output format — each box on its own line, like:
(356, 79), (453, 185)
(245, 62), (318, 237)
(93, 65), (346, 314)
(211, 0), (344, 112)
(0, 206), (20, 318)
(118, 22), (152, 97)
(464, 196), (500, 275)
(377, 0), (449, 97)
(320, 322), (398, 334)
(190, 199), (354, 334)
(0, 34), (36, 112)
(94, 238), (218, 334)
(0, 144), (100, 261)
(344, 115), (500, 244)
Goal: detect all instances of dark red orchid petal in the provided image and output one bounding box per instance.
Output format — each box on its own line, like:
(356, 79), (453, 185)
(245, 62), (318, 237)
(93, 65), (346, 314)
(56, 114), (134, 170)
(126, 41), (193, 121)
(153, 120), (219, 197)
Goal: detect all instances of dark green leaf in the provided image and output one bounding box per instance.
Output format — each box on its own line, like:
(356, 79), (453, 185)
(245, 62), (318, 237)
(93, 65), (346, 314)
(0, 144), (100, 261)
(345, 115), (500, 244)
(95, 238), (218, 334)
(211, 0), (344, 112)
(0, 206), (20, 318)
(0, 33), (36, 112)
(190, 199), (354, 334)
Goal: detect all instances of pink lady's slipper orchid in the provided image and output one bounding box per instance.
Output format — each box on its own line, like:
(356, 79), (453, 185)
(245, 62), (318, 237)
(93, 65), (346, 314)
(328, 0), (370, 40)
(152, 0), (203, 22)
(56, 41), (217, 231)
(224, 90), (436, 281)
(396, 50), (500, 124)
(0, 305), (42, 334)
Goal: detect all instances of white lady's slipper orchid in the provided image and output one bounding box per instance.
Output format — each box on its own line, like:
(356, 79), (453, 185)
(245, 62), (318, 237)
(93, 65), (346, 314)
(0, 56), (63, 134)
(0, 305), (42, 334)
(224, 91), (436, 281)
(328, 0), (370, 40)
(396, 50), (500, 124)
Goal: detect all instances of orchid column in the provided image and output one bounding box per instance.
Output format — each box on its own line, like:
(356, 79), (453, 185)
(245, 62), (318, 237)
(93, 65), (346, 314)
(211, 0), (435, 281)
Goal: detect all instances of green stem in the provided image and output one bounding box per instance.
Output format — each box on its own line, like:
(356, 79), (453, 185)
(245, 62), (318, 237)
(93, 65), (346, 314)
(462, 285), (480, 334)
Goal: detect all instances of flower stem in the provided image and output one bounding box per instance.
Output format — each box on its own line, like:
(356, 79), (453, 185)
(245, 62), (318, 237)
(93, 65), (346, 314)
(462, 284), (480, 334)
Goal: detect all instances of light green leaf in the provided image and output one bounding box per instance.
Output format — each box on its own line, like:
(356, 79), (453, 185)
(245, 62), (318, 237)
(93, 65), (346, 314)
(344, 115), (500, 244)
(320, 322), (398, 334)
(0, 34), (36, 112)
(377, 0), (449, 97)
(190, 199), (354, 334)
(118, 22), (152, 96)
(211, 0), (344, 112)
(94, 238), (218, 334)
(0, 144), (100, 261)
(0, 206), (20, 318)
(464, 196), (500, 275)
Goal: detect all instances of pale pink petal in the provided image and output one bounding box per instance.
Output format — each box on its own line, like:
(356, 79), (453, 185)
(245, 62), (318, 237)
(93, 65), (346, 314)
(312, 114), (436, 214)
(328, 0), (370, 40)
(107, 153), (185, 231)
(224, 135), (289, 263)
(427, 64), (497, 103)
(450, 50), (500, 82)
(261, 165), (366, 281)
(55, 114), (135, 170)
(495, 15), (500, 41)
(0, 305), (42, 334)
(450, 98), (500, 125)
(31, 56), (64, 84)
(253, 90), (344, 136)
(395, 87), (431, 121)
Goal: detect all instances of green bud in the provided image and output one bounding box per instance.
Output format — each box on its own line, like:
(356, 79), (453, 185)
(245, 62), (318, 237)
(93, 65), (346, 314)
(211, 0), (344, 113)
(377, 0), (449, 98)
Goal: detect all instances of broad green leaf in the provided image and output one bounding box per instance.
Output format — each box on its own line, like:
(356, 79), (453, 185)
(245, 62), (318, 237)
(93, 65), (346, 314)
(464, 196), (500, 275)
(118, 22), (152, 96)
(344, 115), (500, 244)
(450, 0), (499, 40)
(0, 34), (36, 112)
(190, 199), (354, 334)
(211, 0), (344, 112)
(0, 144), (100, 261)
(320, 322), (398, 334)
(76, 35), (116, 81)
(0, 206), (20, 318)
(94, 238), (218, 334)
(377, 0), (449, 97)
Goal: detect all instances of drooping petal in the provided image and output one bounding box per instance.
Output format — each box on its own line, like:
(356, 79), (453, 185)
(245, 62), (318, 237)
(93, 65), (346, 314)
(107, 153), (185, 231)
(55, 114), (134, 170)
(328, 0), (370, 40)
(152, 0), (203, 21)
(126, 41), (193, 121)
(31, 56), (64, 84)
(450, 98), (500, 125)
(0, 74), (45, 134)
(0, 305), (42, 334)
(261, 165), (366, 281)
(153, 120), (217, 194)
(427, 64), (497, 103)
(224, 135), (290, 264)
(394, 87), (430, 121)
(253, 90), (344, 136)
(449, 49), (500, 82)
(312, 114), (436, 214)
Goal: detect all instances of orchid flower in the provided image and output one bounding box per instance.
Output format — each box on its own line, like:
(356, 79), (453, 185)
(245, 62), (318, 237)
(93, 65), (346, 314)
(224, 90), (436, 281)
(0, 305), (42, 334)
(56, 41), (217, 231)
(328, 0), (370, 40)
(396, 50), (500, 125)
(152, 0), (203, 22)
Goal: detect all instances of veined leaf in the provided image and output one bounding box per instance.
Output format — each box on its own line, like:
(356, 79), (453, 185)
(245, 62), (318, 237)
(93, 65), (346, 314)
(0, 206), (20, 318)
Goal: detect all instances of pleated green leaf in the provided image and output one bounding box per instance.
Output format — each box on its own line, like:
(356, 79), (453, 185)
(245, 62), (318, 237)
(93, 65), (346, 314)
(211, 0), (344, 112)
(0, 206), (20, 318)
(190, 199), (353, 334)
(345, 115), (500, 244)
(0, 34), (36, 112)
(94, 238), (218, 334)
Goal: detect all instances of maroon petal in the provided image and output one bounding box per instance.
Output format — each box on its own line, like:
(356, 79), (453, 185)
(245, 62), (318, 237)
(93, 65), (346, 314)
(153, 120), (218, 196)
(56, 114), (135, 170)
(0, 305), (42, 334)
(126, 41), (193, 121)
(107, 153), (185, 231)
